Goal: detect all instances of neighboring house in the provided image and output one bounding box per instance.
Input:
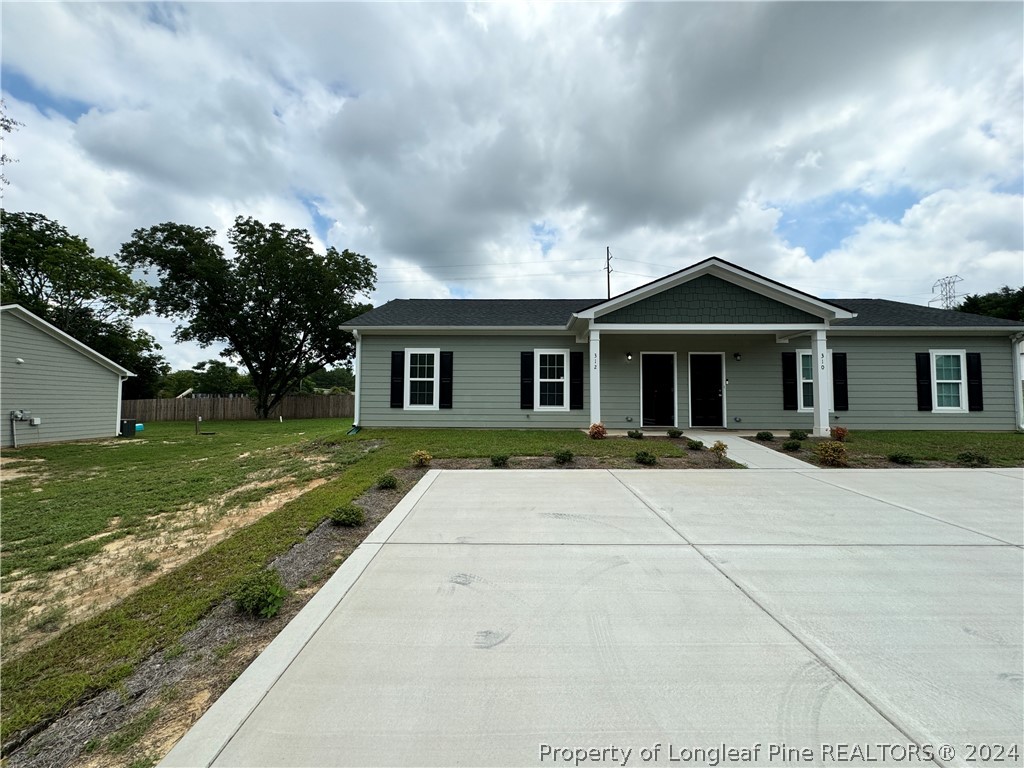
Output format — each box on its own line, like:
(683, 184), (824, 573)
(1, 304), (134, 448)
(343, 258), (1024, 434)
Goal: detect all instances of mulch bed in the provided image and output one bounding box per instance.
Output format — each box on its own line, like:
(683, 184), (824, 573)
(742, 435), (955, 469)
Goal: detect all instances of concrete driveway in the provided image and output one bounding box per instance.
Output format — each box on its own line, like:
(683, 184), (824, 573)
(163, 468), (1023, 768)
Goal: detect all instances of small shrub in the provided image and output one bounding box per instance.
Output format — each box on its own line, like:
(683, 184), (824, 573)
(411, 450), (432, 467)
(887, 452), (914, 465)
(815, 440), (849, 467)
(830, 426), (849, 442)
(709, 440), (728, 463)
(666, 428), (683, 439)
(588, 422), (607, 440)
(755, 431), (775, 442)
(330, 504), (365, 527)
(782, 440), (802, 452)
(627, 429), (644, 440)
(376, 473), (399, 490)
(686, 439), (704, 451)
(788, 429), (808, 441)
(956, 450), (990, 468)
(553, 449), (574, 465)
(490, 454), (509, 468)
(234, 570), (287, 619)
(634, 450), (657, 466)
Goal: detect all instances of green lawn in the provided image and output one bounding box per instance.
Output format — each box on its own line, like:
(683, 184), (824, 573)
(840, 430), (1024, 467)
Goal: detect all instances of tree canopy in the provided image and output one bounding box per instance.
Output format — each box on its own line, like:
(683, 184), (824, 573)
(120, 216), (375, 417)
(957, 286), (1024, 322)
(0, 211), (168, 398)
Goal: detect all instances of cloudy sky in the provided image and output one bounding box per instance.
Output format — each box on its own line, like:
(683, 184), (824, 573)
(3, 1), (1022, 370)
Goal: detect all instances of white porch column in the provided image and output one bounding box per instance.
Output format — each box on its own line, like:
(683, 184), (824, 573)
(352, 330), (362, 428)
(589, 330), (601, 426)
(811, 329), (830, 437)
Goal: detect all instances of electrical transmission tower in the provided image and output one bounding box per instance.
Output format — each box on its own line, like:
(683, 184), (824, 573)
(929, 275), (963, 309)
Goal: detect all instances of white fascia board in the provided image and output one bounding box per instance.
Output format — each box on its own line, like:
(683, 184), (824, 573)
(351, 326), (573, 336)
(828, 326), (1024, 336)
(573, 259), (855, 321)
(592, 323), (826, 334)
(0, 304), (135, 377)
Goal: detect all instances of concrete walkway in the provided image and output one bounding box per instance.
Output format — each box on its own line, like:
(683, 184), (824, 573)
(685, 431), (813, 468)
(163, 468), (1023, 768)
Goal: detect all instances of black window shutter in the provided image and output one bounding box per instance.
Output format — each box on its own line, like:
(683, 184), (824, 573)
(832, 352), (848, 411)
(439, 351), (454, 409)
(781, 352), (798, 411)
(915, 353), (932, 411)
(966, 352), (983, 411)
(520, 352), (534, 409)
(390, 351), (405, 408)
(569, 351), (584, 410)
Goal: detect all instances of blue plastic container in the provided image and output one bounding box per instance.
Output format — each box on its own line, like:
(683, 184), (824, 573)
(135, 423), (145, 432)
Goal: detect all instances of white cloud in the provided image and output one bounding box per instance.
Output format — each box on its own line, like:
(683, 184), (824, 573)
(2, 1), (1020, 368)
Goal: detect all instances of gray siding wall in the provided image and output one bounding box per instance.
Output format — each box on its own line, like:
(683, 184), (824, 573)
(359, 331), (1020, 431)
(1, 314), (122, 447)
(598, 333), (1019, 431)
(359, 334), (589, 428)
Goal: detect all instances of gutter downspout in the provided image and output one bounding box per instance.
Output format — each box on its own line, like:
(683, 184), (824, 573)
(117, 375), (127, 436)
(1012, 333), (1024, 432)
(351, 330), (362, 431)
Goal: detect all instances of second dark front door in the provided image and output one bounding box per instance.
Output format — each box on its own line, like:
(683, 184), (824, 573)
(690, 354), (723, 427)
(641, 354), (675, 427)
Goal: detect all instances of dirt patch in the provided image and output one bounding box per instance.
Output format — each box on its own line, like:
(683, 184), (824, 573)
(1, 477), (327, 658)
(0, 456), (47, 482)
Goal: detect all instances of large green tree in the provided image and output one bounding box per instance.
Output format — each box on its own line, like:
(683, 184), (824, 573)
(120, 216), (375, 417)
(0, 211), (168, 398)
(957, 286), (1024, 322)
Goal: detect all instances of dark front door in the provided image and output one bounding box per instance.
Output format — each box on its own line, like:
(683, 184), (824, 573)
(690, 354), (723, 427)
(641, 354), (675, 427)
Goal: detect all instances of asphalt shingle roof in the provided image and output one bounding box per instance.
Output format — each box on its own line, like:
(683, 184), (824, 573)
(344, 297), (1022, 329)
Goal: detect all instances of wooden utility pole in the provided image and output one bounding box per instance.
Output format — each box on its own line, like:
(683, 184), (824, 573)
(606, 246), (612, 299)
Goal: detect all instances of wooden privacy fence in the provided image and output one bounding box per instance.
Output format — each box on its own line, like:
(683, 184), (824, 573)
(122, 395), (354, 422)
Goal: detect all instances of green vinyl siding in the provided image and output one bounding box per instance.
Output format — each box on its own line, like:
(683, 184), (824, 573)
(0, 313), (122, 447)
(595, 274), (820, 324)
(596, 333), (1018, 431)
(359, 334), (588, 428)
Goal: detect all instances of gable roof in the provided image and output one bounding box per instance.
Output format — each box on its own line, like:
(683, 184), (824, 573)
(575, 256), (855, 321)
(344, 298), (598, 328)
(831, 299), (1023, 329)
(0, 304), (135, 376)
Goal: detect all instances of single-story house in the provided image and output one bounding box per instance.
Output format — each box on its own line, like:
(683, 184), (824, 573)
(1, 304), (135, 447)
(342, 258), (1024, 434)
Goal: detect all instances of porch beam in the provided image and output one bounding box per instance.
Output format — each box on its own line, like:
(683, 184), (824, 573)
(589, 330), (601, 426)
(811, 329), (830, 437)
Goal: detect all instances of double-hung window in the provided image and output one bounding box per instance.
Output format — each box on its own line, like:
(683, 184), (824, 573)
(930, 350), (966, 412)
(797, 350), (831, 412)
(535, 349), (569, 411)
(405, 348), (439, 409)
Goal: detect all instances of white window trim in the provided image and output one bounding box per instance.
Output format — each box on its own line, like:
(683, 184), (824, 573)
(534, 348), (570, 412)
(930, 349), (967, 413)
(405, 348), (440, 410)
(797, 349), (833, 413)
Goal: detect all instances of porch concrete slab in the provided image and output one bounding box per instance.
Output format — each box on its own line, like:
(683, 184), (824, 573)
(702, 544), (1024, 751)
(386, 469), (683, 544)
(685, 431), (814, 469)
(612, 469), (1003, 545)
(209, 543), (907, 767)
(800, 469), (1024, 545)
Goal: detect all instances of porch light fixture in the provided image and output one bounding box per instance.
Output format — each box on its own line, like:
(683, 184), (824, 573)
(733, 353), (742, 361)
(626, 353), (633, 361)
